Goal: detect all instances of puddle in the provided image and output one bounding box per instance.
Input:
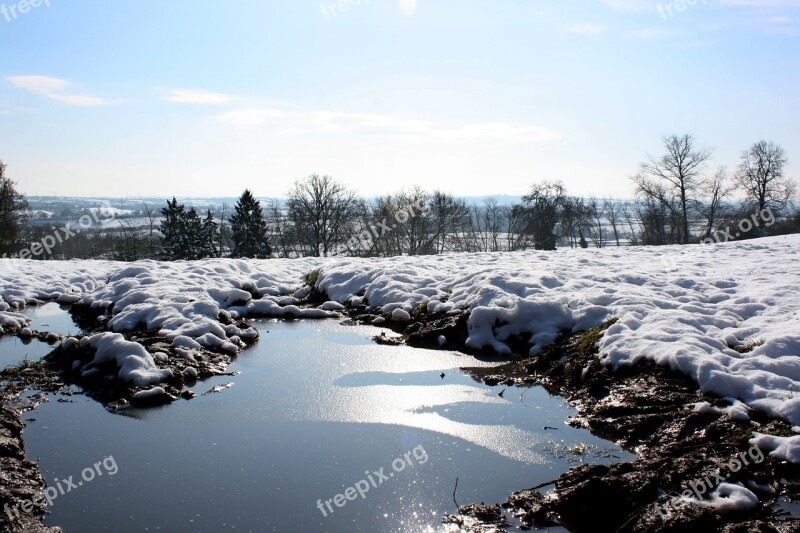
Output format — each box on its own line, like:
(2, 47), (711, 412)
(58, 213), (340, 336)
(22, 319), (633, 532)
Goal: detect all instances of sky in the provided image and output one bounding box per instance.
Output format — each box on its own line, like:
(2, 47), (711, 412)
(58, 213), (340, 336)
(0, 0), (798, 199)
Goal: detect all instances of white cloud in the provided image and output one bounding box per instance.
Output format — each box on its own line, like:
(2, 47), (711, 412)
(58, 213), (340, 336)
(564, 24), (608, 36)
(398, 0), (418, 17)
(600, 0), (653, 12)
(165, 89), (231, 104)
(6, 75), (110, 106)
(216, 108), (286, 125)
(216, 107), (559, 145)
(720, 0), (800, 6)
(625, 26), (677, 38)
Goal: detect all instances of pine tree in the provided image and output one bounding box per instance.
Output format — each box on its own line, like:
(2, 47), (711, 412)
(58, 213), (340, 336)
(230, 190), (271, 258)
(183, 208), (203, 260)
(160, 197), (186, 260)
(198, 210), (219, 259)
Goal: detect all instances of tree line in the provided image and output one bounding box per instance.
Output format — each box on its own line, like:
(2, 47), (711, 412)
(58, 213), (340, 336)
(1, 136), (797, 261)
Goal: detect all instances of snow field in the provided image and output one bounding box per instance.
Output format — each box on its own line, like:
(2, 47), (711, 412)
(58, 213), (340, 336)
(1, 235), (798, 459)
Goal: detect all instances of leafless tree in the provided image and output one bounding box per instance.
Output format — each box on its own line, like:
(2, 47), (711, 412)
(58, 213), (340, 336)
(287, 174), (359, 257)
(429, 191), (470, 253)
(468, 197), (505, 252)
(266, 201), (297, 258)
(504, 205), (529, 251)
(734, 140), (795, 212)
(115, 219), (141, 261)
(370, 187), (435, 256)
(582, 198), (604, 248)
(632, 134), (712, 244)
(142, 202), (160, 258)
(604, 199), (622, 246)
(700, 167), (735, 239)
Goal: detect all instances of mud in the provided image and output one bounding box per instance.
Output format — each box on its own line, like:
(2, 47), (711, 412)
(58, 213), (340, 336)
(381, 312), (800, 532)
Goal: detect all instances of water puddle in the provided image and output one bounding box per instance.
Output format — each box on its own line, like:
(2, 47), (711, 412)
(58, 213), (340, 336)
(20, 319), (633, 532)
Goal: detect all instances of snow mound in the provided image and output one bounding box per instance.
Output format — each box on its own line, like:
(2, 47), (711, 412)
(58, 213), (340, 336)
(0, 311), (28, 331)
(696, 483), (759, 513)
(132, 387), (167, 401)
(83, 332), (173, 386)
(750, 433), (800, 463)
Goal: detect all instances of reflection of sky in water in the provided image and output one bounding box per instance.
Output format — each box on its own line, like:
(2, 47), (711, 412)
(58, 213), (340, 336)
(24, 302), (81, 336)
(24, 319), (630, 532)
(0, 303), (80, 368)
(0, 336), (55, 368)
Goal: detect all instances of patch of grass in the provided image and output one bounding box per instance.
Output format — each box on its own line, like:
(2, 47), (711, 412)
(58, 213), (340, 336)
(303, 268), (321, 288)
(732, 338), (766, 354)
(576, 317), (619, 355)
(1, 358), (45, 378)
(411, 301), (429, 320)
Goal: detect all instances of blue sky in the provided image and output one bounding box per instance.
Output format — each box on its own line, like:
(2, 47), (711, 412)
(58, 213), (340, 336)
(0, 0), (798, 198)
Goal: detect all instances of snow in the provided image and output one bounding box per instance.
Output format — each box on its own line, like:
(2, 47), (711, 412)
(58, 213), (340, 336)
(132, 386), (167, 401)
(692, 483), (760, 513)
(0, 311), (28, 331)
(750, 433), (800, 463)
(391, 308), (411, 322)
(83, 332), (173, 386)
(693, 399), (752, 423)
(320, 301), (345, 312)
(2, 234), (799, 459)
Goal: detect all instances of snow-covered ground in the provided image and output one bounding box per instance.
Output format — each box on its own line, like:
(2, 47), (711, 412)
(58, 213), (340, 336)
(1, 235), (799, 460)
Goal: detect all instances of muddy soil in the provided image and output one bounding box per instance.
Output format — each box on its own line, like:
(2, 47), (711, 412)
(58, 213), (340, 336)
(352, 308), (800, 532)
(0, 384), (61, 533)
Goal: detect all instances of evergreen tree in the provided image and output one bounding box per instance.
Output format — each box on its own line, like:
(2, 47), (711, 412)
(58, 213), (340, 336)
(183, 208), (203, 260)
(199, 210), (219, 259)
(230, 190), (271, 258)
(160, 197), (187, 260)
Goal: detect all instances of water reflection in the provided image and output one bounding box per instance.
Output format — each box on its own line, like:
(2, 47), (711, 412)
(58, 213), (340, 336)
(22, 319), (632, 533)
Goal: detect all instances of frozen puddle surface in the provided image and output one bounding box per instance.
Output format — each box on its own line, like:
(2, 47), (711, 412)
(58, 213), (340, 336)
(23, 319), (633, 532)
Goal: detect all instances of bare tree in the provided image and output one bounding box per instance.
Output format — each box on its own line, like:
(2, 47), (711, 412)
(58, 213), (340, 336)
(735, 140), (795, 212)
(604, 199), (622, 246)
(632, 134), (712, 244)
(371, 187), (435, 256)
(115, 219), (142, 261)
(504, 204), (529, 251)
(0, 161), (29, 256)
(266, 201), (297, 258)
(142, 202), (160, 258)
(700, 166), (734, 239)
(287, 174), (359, 257)
(587, 197), (606, 248)
(429, 191), (470, 253)
(468, 197), (505, 252)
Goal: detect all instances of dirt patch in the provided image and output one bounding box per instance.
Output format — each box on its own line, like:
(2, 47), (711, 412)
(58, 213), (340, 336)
(0, 381), (62, 533)
(457, 321), (800, 532)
